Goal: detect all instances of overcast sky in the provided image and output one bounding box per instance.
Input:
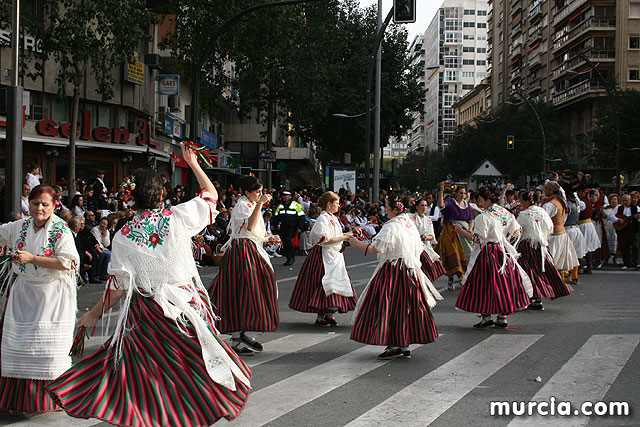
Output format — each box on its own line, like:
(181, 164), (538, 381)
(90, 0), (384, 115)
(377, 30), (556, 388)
(357, 0), (442, 38)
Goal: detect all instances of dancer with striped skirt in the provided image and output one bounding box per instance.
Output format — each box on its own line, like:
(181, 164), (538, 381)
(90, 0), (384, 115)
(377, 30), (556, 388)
(409, 198), (446, 282)
(0, 185), (79, 413)
(348, 194), (442, 360)
(516, 190), (570, 311)
(209, 175), (280, 356)
(289, 191), (358, 326)
(48, 144), (251, 427)
(455, 187), (533, 329)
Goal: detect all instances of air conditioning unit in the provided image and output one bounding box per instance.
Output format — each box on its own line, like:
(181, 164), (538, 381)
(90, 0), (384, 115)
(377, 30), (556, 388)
(168, 95), (180, 111)
(31, 105), (49, 120)
(144, 54), (161, 70)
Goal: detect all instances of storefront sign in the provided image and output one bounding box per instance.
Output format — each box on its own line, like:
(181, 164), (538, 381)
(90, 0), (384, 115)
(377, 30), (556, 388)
(35, 110), (153, 146)
(164, 115), (183, 138)
(200, 129), (218, 149)
(0, 30), (41, 52)
(158, 74), (180, 95)
(259, 150), (277, 163)
(126, 61), (145, 85)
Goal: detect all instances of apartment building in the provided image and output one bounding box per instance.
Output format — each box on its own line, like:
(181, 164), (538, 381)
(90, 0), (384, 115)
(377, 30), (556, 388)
(422, 0), (490, 151)
(406, 35), (427, 152)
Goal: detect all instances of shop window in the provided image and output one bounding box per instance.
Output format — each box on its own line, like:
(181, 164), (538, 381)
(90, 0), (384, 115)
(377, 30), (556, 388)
(53, 98), (69, 124)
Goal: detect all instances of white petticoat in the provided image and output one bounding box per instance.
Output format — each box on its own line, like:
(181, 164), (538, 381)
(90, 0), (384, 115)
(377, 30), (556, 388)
(579, 221), (601, 253)
(566, 226), (586, 258)
(548, 232), (580, 271)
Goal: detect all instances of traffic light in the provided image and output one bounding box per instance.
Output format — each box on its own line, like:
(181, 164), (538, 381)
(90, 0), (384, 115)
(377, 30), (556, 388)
(507, 135), (515, 150)
(393, 0), (416, 24)
(415, 168), (420, 172)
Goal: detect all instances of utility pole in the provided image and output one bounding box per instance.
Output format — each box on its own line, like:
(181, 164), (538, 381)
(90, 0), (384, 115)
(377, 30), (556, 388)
(373, 0), (382, 203)
(5, 0), (23, 219)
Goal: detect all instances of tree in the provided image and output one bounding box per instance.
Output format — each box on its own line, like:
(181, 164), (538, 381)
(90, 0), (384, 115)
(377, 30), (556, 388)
(25, 0), (155, 195)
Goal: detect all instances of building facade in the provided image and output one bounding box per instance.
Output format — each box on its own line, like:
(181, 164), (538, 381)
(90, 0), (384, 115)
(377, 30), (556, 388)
(423, 0), (490, 151)
(452, 81), (490, 126)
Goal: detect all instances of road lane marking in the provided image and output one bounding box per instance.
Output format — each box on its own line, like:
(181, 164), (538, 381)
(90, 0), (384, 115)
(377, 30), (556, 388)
(506, 334), (640, 426)
(346, 334), (543, 427)
(246, 333), (341, 368)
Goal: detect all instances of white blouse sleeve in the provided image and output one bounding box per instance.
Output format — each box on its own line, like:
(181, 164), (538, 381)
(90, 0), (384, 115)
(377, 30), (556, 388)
(230, 200), (253, 234)
(310, 215), (332, 246)
(0, 221), (15, 248)
(371, 221), (399, 254)
(473, 214), (492, 241)
(543, 202), (557, 218)
(171, 191), (219, 237)
(107, 237), (132, 290)
(54, 228), (80, 271)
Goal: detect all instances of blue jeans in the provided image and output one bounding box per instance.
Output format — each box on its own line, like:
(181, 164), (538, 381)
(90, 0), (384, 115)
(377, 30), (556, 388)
(99, 249), (111, 277)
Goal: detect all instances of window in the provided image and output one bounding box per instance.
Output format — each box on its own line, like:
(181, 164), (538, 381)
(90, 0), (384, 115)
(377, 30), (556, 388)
(463, 59), (475, 65)
(463, 84), (475, 90)
(477, 35), (487, 40)
(477, 72), (487, 79)
(445, 32), (463, 43)
(478, 10), (488, 16)
(445, 70), (460, 81)
(463, 22), (476, 27)
(477, 60), (487, 65)
(464, 34), (475, 39)
(630, 69), (640, 81)
(463, 71), (475, 77)
(631, 3), (640, 18)
(631, 36), (640, 49)
(464, 9), (476, 15)
(477, 47), (487, 53)
(463, 46), (475, 52)
(477, 23), (487, 28)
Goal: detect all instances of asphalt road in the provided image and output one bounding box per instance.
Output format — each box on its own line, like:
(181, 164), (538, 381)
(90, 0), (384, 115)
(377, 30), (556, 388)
(1, 247), (639, 427)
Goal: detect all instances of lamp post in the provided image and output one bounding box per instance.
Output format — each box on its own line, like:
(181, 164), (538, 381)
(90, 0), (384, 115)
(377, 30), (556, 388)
(577, 54), (621, 195)
(511, 86), (546, 175)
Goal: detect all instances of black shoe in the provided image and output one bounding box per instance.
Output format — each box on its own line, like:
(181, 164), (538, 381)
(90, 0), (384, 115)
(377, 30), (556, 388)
(494, 321), (508, 328)
(325, 314), (339, 326)
(402, 350), (411, 359)
(527, 303), (544, 311)
(240, 333), (263, 352)
(473, 319), (494, 329)
(284, 258), (295, 266)
(232, 346), (256, 356)
(377, 347), (406, 360)
(315, 317), (330, 326)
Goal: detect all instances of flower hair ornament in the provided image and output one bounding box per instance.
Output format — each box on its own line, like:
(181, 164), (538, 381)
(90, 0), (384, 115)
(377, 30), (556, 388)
(119, 176), (136, 208)
(396, 201), (405, 212)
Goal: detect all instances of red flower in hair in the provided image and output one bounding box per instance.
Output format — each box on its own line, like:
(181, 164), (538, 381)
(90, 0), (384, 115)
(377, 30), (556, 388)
(121, 225), (131, 236)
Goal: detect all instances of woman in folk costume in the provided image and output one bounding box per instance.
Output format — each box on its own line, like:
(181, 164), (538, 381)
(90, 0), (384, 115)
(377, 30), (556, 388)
(408, 198), (446, 282)
(48, 144), (251, 426)
(516, 190), (571, 311)
(542, 181), (580, 283)
(576, 185), (601, 274)
(348, 194), (442, 360)
(436, 181), (474, 289)
(455, 187), (533, 329)
(289, 191), (358, 326)
(0, 185), (78, 413)
(563, 187), (585, 284)
(590, 189), (610, 268)
(209, 175), (280, 356)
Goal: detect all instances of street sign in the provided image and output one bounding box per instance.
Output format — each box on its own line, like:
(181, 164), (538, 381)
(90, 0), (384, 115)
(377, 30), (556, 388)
(200, 129), (218, 149)
(259, 150), (277, 163)
(158, 74), (180, 95)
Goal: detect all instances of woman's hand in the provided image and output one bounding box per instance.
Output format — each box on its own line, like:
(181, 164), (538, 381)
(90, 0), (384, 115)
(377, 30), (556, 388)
(180, 142), (199, 168)
(438, 181), (446, 190)
(267, 234), (281, 245)
(13, 250), (34, 264)
(348, 236), (360, 246)
(454, 224), (463, 233)
(77, 311), (100, 329)
(259, 193), (272, 205)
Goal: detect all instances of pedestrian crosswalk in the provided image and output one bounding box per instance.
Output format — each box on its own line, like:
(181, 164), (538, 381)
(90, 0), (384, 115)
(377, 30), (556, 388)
(0, 333), (637, 427)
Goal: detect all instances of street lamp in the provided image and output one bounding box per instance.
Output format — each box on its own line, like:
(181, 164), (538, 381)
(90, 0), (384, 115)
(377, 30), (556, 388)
(570, 55), (621, 195)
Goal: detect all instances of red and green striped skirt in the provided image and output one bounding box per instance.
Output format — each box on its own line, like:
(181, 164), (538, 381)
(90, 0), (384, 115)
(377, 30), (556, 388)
(47, 291), (252, 427)
(419, 251), (446, 282)
(517, 240), (571, 300)
(209, 238), (279, 333)
(289, 246), (357, 314)
(350, 259), (438, 347)
(455, 243), (531, 314)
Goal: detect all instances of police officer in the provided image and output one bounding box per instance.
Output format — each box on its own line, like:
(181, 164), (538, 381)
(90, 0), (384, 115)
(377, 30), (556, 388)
(273, 190), (306, 266)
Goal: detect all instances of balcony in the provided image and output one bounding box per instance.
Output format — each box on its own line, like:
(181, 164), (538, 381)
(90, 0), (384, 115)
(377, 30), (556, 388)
(553, 17), (616, 51)
(528, 52), (542, 67)
(552, 79), (607, 105)
(510, 43), (523, 57)
(551, 48), (615, 79)
(552, 0), (589, 27)
(528, 2), (542, 19)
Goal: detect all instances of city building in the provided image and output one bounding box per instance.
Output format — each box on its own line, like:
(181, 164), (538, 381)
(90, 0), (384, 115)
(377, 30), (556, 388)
(452, 80), (490, 126)
(383, 135), (411, 158)
(422, 0), (490, 151)
(406, 35), (426, 152)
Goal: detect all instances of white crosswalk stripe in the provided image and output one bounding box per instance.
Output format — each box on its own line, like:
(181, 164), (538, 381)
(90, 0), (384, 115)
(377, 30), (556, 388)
(506, 334), (640, 427)
(230, 344), (423, 427)
(346, 334), (543, 427)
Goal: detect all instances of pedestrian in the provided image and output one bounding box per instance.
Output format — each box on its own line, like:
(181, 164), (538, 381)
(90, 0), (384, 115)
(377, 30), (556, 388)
(48, 143), (251, 426)
(289, 191), (358, 326)
(208, 175), (281, 355)
(564, 188), (585, 284)
(455, 187), (532, 329)
(516, 190), (570, 311)
(577, 185), (601, 274)
(408, 198), (446, 282)
(0, 185), (79, 412)
(436, 182), (474, 289)
(542, 181), (580, 282)
(348, 193), (442, 360)
(613, 194), (640, 269)
(20, 183), (30, 217)
(25, 164), (41, 191)
(273, 190), (306, 266)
